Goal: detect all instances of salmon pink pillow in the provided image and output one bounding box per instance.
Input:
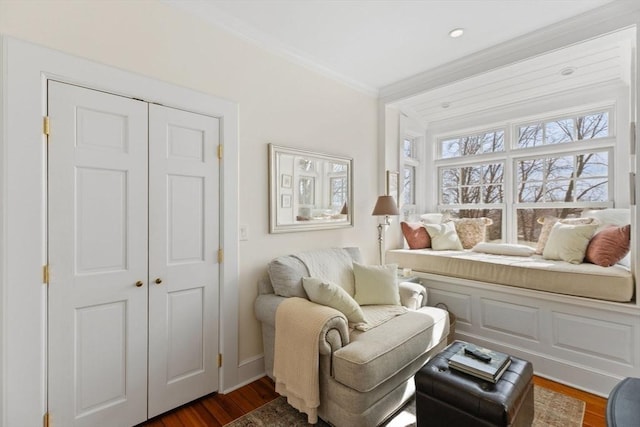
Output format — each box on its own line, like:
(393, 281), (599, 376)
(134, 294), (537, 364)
(400, 222), (431, 249)
(585, 225), (630, 267)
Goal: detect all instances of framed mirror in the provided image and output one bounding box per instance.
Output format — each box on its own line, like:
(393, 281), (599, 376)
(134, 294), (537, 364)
(269, 144), (353, 233)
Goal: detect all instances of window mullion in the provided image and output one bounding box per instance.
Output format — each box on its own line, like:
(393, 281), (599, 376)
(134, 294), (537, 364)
(504, 124), (514, 242)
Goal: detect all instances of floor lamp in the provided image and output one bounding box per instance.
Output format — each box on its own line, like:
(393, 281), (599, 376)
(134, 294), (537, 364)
(372, 195), (400, 264)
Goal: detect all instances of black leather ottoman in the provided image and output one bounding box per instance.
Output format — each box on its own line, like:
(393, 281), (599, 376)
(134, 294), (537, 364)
(415, 341), (534, 427)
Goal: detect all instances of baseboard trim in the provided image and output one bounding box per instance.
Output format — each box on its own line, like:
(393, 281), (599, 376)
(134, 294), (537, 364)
(224, 355), (265, 393)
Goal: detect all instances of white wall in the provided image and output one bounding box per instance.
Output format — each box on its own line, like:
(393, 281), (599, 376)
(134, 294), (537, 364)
(0, 0), (377, 381)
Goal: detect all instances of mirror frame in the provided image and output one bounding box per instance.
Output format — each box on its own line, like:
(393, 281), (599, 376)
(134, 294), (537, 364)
(269, 144), (354, 233)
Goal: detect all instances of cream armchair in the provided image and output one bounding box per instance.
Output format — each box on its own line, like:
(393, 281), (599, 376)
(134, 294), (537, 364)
(254, 247), (449, 427)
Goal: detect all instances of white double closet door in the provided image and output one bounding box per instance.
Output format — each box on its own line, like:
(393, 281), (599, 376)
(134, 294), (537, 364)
(47, 81), (220, 426)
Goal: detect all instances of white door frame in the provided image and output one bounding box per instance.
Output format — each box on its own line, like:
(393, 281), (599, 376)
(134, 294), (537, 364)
(0, 36), (239, 426)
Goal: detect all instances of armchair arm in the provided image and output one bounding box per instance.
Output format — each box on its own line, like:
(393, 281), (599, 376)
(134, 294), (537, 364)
(254, 293), (287, 327)
(318, 312), (350, 355)
(399, 281), (427, 310)
(255, 294), (350, 355)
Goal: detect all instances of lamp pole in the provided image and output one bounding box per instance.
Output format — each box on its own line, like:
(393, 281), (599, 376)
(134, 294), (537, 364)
(377, 215), (390, 264)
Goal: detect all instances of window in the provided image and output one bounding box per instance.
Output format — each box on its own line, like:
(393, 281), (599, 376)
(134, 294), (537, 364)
(328, 162), (348, 209)
(402, 165), (416, 205)
(517, 112), (609, 148)
(436, 109), (613, 245)
(403, 137), (417, 159)
(330, 177), (347, 209)
(516, 152), (609, 204)
(440, 162), (504, 204)
(440, 130), (504, 158)
(402, 137), (419, 206)
(439, 161), (505, 241)
(298, 176), (315, 206)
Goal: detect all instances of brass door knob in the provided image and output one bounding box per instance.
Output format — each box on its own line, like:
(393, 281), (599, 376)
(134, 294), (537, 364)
(135, 280), (144, 287)
(155, 278), (163, 284)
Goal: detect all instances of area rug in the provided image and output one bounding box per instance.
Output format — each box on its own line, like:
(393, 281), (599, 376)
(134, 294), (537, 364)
(224, 385), (585, 427)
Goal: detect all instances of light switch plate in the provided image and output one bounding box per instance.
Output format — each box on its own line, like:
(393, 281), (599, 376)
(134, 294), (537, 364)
(239, 225), (249, 241)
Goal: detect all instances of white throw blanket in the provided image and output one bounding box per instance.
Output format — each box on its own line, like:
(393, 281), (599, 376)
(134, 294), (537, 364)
(295, 248), (356, 295)
(274, 297), (346, 424)
(354, 304), (408, 331)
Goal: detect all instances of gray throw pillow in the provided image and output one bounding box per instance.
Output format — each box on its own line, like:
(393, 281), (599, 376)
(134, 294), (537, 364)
(267, 256), (309, 298)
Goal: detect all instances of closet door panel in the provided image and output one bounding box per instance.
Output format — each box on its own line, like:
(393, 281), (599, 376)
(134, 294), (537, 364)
(48, 81), (149, 427)
(148, 104), (220, 417)
(75, 167), (128, 272)
(167, 174), (205, 263)
(166, 287), (205, 381)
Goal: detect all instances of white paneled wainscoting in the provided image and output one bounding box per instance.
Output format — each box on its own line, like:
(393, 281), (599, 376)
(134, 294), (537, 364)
(420, 272), (640, 397)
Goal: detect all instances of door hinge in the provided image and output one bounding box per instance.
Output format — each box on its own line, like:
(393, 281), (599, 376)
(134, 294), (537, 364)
(218, 353), (223, 368)
(43, 116), (50, 137)
(217, 144), (223, 160)
(217, 249), (224, 264)
(43, 265), (50, 285)
(43, 411), (50, 427)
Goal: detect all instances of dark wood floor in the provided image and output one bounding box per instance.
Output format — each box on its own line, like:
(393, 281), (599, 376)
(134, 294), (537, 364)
(140, 375), (607, 427)
(139, 376), (279, 427)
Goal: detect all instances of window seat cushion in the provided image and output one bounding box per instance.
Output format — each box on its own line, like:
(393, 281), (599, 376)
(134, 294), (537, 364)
(386, 249), (634, 302)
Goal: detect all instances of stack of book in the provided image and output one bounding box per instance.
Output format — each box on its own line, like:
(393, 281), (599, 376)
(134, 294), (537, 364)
(448, 343), (511, 383)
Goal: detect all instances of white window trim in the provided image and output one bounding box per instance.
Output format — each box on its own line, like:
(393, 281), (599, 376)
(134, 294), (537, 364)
(399, 113), (426, 218)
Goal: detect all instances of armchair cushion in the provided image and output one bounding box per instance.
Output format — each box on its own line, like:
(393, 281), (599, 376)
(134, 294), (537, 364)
(333, 306), (448, 392)
(302, 277), (367, 324)
(353, 263), (400, 306)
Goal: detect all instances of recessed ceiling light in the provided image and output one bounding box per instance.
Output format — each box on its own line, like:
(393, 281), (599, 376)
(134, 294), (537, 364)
(449, 28), (464, 38)
(560, 67), (576, 76)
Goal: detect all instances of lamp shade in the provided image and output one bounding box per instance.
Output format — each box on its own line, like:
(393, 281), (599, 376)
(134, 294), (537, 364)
(371, 195), (400, 216)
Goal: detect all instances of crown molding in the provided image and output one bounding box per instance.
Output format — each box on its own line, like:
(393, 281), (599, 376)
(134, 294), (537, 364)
(380, 0), (640, 103)
(162, 0), (378, 97)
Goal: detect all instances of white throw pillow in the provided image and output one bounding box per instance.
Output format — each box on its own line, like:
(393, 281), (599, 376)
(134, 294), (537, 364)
(472, 242), (535, 257)
(302, 277), (366, 323)
(352, 262), (400, 306)
(420, 213), (444, 224)
(542, 222), (598, 264)
(424, 221), (464, 251)
(582, 208), (630, 230)
(535, 216), (596, 255)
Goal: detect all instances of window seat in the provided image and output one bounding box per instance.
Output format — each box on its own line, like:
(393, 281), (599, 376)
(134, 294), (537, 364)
(388, 248), (639, 397)
(387, 249), (634, 302)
